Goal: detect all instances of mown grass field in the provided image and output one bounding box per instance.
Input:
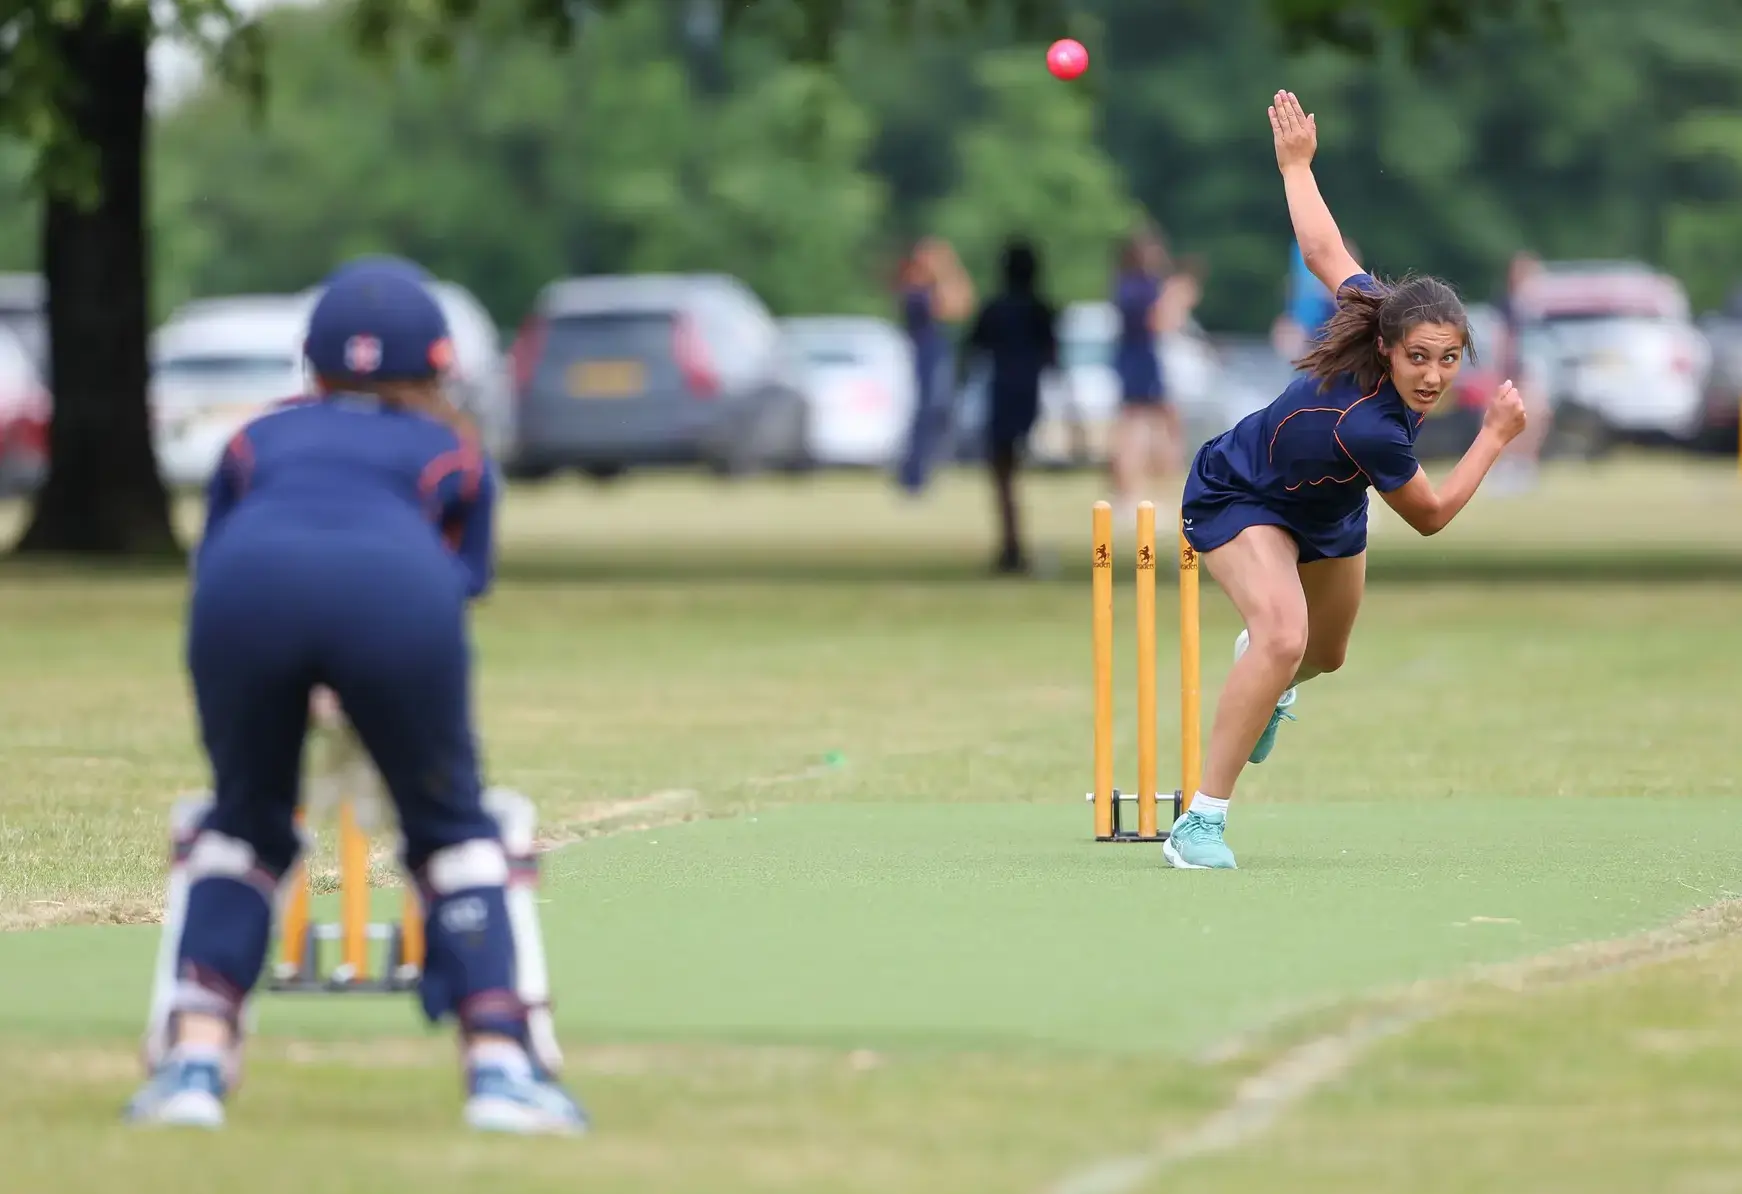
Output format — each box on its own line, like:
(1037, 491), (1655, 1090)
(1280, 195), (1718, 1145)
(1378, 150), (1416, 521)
(0, 457), (1739, 1193)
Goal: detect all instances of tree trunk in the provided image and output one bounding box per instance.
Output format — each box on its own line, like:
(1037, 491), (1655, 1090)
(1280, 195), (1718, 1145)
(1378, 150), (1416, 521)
(16, 3), (180, 558)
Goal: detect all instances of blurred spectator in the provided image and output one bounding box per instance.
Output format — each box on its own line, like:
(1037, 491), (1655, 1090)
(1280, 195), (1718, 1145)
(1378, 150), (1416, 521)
(960, 237), (1059, 574)
(895, 237), (975, 495)
(1109, 222), (1199, 522)
(1491, 249), (1554, 492)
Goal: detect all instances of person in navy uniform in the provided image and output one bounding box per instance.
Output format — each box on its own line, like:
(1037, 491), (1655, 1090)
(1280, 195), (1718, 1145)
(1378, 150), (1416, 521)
(1108, 223), (1200, 523)
(895, 236), (975, 494)
(1162, 93), (1527, 871)
(126, 257), (586, 1134)
(960, 237), (1059, 573)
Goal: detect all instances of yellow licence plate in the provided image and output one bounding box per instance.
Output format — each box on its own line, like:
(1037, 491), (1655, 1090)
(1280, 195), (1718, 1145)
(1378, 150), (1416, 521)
(567, 360), (645, 399)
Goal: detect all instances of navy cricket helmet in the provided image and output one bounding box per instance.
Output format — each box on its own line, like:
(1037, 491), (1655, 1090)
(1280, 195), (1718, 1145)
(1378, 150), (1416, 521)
(304, 256), (454, 380)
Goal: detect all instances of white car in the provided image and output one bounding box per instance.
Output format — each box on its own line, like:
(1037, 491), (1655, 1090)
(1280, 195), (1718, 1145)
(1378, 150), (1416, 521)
(151, 295), (308, 489)
(152, 281), (514, 489)
(1514, 264), (1712, 445)
(780, 316), (916, 467)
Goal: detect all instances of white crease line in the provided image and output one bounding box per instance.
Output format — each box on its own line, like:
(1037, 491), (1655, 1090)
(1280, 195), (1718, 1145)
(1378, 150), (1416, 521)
(1048, 1008), (1427, 1194)
(1045, 901), (1742, 1194)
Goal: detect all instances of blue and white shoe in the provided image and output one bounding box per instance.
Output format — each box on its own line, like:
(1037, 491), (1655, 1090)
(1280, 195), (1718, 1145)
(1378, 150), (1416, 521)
(1234, 629), (1297, 764)
(1162, 808), (1238, 869)
(465, 1060), (590, 1136)
(123, 1053), (227, 1128)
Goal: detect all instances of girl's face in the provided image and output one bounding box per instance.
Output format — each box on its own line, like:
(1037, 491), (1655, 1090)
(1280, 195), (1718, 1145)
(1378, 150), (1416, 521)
(1382, 321), (1465, 413)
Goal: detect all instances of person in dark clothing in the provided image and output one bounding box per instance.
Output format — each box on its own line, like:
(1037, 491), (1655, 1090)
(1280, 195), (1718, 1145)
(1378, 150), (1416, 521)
(962, 238), (1059, 573)
(895, 237), (975, 494)
(127, 256), (585, 1135)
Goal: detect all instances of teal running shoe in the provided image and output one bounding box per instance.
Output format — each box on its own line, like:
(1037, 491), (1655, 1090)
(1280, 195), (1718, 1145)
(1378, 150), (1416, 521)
(123, 1052), (227, 1128)
(1162, 808), (1237, 870)
(465, 1058), (590, 1136)
(1234, 629), (1297, 764)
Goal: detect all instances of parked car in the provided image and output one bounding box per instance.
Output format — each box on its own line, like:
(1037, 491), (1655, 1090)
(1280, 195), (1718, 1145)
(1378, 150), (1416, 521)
(1693, 311), (1742, 455)
(0, 272), (46, 376)
(428, 282), (515, 462)
(1511, 263), (1712, 453)
(506, 273), (811, 480)
(150, 295), (308, 489)
(0, 323), (48, 495)
(779, 315), (915, 467)
(153, 280), (515, 488)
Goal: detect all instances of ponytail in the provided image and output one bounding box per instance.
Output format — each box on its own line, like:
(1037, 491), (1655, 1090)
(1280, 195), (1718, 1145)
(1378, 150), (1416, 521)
(1295, 279), (1390, 391)
(1294, 272), (1471, 392)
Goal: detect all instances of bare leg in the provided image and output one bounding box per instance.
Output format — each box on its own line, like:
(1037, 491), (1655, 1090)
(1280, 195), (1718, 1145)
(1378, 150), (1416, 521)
(1198, 525), (1308, 802)
(1109, 404), (1147, 510)
(1150, 403), (1186, 480)
(990, 441), (1025, 571)
(1294, 552), (1367, 684)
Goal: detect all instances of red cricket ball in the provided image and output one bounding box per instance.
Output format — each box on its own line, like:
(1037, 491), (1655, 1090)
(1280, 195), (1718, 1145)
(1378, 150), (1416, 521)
(1047, 38), (1088, 81)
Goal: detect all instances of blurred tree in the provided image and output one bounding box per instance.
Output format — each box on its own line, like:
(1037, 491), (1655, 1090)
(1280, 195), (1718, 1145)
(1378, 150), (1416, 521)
(0, 0), (1587, 555)
(635, 66), (889, 315)
(155, 5), (887, 324)
(929, 49), (1138, 303)
(1092, 0), (1742, 329)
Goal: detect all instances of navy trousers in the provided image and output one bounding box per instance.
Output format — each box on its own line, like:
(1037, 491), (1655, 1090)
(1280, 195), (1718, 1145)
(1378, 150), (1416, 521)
(187, 518), (494, 878)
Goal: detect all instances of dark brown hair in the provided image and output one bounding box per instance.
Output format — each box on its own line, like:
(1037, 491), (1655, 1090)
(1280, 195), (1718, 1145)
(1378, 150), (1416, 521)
(1296, 273), (1472, 392)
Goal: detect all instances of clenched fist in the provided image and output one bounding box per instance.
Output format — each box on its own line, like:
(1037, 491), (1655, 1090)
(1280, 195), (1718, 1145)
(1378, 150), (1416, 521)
(1483, 379), (1528, 444)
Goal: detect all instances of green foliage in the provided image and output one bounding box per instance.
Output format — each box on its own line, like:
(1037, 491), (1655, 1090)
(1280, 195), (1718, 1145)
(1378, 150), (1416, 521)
(649, 67), (890, 314)
(10, 0), (1742, 331)
(151, 4), (890, 322)
(0, 1), (261, 205)
(928, 49), (1138, 303)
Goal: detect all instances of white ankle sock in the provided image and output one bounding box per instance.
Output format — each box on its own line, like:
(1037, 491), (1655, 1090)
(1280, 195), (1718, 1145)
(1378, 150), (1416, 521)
(467, 1039), (533, 1074)
(1191, 792), (1229, 817)
(171, 1042), (224, 1066)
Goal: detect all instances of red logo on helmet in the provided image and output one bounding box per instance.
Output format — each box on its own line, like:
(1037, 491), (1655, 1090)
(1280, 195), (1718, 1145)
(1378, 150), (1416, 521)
(429, 337), (455, 372)
(344, 334), (383, 374)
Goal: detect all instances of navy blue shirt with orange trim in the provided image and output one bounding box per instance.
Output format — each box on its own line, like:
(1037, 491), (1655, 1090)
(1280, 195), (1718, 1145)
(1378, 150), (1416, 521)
(1194, 273), (1423, 532)
(198, 393), (496, 599)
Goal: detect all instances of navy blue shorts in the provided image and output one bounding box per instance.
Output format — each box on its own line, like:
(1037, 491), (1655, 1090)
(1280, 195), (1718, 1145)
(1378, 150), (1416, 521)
(1180, 451), (1367, 565)
(1115, 346), (1166, 405)
(986, 384), (1039, 451)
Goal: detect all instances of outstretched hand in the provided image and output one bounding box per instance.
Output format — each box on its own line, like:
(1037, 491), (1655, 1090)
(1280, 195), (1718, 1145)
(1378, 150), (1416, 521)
(1269, 90), (1317, 172)
(1484, 379), (1528, 444)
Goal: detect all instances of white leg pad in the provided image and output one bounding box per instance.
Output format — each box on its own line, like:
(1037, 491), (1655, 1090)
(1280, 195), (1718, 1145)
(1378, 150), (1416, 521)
(143, 794), (211, 1074)
(482, 786), (562, 1073)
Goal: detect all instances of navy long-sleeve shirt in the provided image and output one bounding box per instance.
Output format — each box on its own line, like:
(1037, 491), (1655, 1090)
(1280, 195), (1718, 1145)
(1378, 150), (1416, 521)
(197, 393), (496, 599)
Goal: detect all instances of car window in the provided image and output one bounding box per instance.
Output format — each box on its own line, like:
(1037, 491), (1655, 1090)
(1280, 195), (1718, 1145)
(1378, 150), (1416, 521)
(152, 353), (301, 406)
(155, 354), (298, 380)
(795, 342), (864, 368)
(0, 310), (46, 370)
